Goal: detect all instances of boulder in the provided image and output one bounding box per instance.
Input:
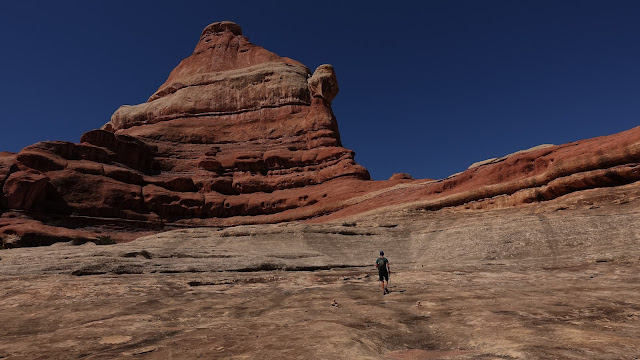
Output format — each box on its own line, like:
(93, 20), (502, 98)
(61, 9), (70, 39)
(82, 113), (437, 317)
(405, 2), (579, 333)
(2, 170), (49, 210)
(389, 173), (414, 181)
(0, 152), (18, 208)
(308, 65), (339, 104)
(41, 171), (144, 218)
(0, 217), (96, 248)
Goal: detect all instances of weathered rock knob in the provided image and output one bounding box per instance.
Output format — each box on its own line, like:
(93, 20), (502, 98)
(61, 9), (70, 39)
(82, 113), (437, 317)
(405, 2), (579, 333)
(308, 65), (339, 104)
(200, 21), (243, 37)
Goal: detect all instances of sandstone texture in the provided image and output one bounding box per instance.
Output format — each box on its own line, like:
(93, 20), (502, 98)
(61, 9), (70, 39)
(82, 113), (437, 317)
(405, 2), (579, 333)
(0, 184), (638, 359)
(388, 172), (414, 181)
(0, 21), (371, 246)
(2, 18), (640, 360)
(308, 126), (640, 222)
(2, 21), (640, 247)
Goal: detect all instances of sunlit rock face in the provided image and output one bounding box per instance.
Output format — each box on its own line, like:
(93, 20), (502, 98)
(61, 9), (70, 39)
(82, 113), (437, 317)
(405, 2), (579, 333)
(3, 20), (640, 248)
(102, 21), (370, 221)
(0, 21), (371, 247)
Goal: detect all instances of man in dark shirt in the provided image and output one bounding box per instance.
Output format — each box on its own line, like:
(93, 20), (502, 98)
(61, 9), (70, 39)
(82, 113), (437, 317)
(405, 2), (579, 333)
(376, 251), (390, 295)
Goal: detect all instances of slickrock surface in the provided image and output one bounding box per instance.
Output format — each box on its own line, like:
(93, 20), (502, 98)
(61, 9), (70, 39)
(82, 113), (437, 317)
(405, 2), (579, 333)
(2, 18), (640, 360)
(2, 20), (640, 249)
(1, 183), (638, 359)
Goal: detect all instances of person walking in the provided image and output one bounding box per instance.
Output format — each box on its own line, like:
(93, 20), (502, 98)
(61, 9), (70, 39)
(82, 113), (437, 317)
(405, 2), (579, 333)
(376, 251), (390, 295)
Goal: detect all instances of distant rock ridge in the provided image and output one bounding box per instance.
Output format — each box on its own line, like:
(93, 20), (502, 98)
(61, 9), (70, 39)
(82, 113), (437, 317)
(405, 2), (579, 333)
(467, 144), (555, 170)
(2, 21), (640, 247)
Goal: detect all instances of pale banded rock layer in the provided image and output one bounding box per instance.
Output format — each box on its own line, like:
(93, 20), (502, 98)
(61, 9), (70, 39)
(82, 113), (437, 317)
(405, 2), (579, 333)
(108, 63), (312, 130)
(0, 21), (371, 247)
(1, 21), (640, 247)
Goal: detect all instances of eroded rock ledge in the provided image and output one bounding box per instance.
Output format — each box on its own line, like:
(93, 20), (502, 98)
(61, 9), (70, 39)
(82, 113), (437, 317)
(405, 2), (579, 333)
(1, 21), (640, 247)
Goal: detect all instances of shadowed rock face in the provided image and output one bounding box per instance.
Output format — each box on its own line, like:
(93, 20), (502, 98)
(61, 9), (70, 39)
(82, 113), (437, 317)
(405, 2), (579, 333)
(0, 21), (371, 247)
(2, 20), (640, 247)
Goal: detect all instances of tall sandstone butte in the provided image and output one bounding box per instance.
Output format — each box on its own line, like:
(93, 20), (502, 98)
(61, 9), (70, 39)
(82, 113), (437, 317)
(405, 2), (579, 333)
(0, 21), (371, 247)
(99, 21), (371, 219)
(2, 21), (640, 247)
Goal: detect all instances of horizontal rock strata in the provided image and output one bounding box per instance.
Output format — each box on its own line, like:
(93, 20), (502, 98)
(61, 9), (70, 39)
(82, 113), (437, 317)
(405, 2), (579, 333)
(310, 125), (640, 222)
(0, 21), (370, 247)
(2, 20), (640, 247)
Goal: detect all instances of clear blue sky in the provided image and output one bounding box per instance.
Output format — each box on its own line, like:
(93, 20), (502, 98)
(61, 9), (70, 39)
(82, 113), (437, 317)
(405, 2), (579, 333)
(1, 1), (639, 180)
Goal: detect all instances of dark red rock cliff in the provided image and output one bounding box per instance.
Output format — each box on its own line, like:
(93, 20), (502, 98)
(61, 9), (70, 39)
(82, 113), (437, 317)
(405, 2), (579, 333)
(2, 21), (640, 247)
(0, 21), (371, 247)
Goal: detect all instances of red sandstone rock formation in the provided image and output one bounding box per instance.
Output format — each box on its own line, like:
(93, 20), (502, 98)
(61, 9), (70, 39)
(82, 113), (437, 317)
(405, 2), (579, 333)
(389, 173), (414, 181)
(310, 126), (640, 222)
(0, 21), (371, 247)
(2, 21), (640, 247)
